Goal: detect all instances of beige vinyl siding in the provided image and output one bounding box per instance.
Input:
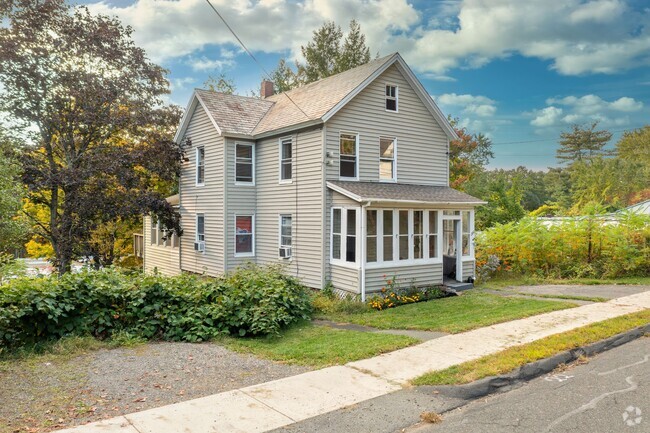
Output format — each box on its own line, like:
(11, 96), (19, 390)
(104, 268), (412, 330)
(330, 264), (359, 294)
(462, 259), (475, 281)
(254, 127), (324, 288)
(143, 216), (180, 276)
(178, 104), (224, 276)
(365, 263), (443, 293)
(225, 138), (257, 269)
(325, 64), (448, 185)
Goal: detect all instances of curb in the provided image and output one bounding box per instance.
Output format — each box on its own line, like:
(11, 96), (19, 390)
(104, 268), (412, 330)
(422, 323), (650, 401)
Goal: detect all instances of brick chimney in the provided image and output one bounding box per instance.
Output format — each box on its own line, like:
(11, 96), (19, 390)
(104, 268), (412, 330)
(261, 79), (275, 98)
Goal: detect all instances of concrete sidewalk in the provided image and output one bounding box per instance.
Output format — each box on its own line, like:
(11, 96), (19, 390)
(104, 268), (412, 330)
(56, 291), (649, 433)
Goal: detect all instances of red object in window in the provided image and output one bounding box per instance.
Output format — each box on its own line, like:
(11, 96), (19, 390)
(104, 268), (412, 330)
(236, 216), (252, 234)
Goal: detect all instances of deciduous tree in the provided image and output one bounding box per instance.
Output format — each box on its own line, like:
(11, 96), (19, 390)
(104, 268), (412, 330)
(556, 122), (612, 165)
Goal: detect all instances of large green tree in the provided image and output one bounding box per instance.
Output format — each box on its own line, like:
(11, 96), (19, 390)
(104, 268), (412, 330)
(0, 128), (28, 251)
(556, 122), (612, 165)
(0, 0), (183, 273)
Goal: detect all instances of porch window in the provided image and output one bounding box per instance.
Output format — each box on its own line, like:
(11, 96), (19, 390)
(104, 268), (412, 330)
(379, 137), (396, 181)
(366, 210), (377, 262)
(150, 217), (158, 245)
(235, 215), (254, 255)
(339, 133), (358, 179)
(443, 219), (455, 256)
(331, 207), (357, 263)
(398, 210), (409, 260)
(382, 210), (393, 261)
(279, 137), (292, 182)
(462, 211), (471, 257)
(235, 143), (254, 184)
(428, 211), (439, 258)
(413, 210), (423, 259)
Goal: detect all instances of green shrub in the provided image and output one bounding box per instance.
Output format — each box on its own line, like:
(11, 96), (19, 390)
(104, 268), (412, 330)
(0, 264), (311, 348)
(476, 213), (650, 279)
(368, 275), (448, 310)
(312, 291), (370, 316)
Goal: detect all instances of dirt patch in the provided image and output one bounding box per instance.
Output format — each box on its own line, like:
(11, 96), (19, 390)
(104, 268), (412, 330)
(0, 342), (309, 432)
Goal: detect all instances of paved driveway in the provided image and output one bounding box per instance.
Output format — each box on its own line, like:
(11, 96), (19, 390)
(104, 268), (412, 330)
(498, 284), (650, 300)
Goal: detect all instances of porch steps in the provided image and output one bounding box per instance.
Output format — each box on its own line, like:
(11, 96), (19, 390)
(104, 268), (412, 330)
(443, 279), (474, 293)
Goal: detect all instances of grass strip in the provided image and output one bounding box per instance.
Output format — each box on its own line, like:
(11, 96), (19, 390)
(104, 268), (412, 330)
(320, 292), (576, 334)
(217, 321), (418, 368)
(512, 292), (608, 303)
(412, 309), (650, 386)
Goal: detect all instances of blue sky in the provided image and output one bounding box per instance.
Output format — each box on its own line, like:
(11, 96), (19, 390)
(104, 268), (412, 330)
(82, 0), (650, 170)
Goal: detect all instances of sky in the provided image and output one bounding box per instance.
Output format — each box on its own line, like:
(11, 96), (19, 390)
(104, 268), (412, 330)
(80, 0), (650, 170)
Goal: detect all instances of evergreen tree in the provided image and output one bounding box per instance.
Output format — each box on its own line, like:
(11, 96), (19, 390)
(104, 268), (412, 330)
(556, 122), (612, 164)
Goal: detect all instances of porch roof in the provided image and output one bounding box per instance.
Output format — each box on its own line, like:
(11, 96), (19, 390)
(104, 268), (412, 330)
(327, 181), (486, 206)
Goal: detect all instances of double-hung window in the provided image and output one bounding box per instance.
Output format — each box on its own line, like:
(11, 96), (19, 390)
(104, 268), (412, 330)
(331, 208), (357, 263)
(339, 133), (358, 179)
(195, 214), (205, 252)
(462, 211), (472, 257)
(385, 85), (398, 112)
(235, 215), (254, 256)
(279, 138), (292, 182)
(279, 214), (292, 258)
(379, 137), (396, 181)
(235, 143), (254, 184)
(196, 147), (205, 185)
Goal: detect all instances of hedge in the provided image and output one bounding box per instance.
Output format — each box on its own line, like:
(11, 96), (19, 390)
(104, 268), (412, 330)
(0, 264), (312, 348)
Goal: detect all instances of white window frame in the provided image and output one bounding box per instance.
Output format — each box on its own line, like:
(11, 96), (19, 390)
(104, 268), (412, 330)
(195, 146), (205, 186)
(338, 131), (359, 181)
(278, 214), (292, 258)
(234, 214), (255, 257)
(385, 84), (398, 113)
(195, 213), (205, 253)
(379, 136), (397, 182)
(235, 142), (255, 186)
(330, 206), (360, 268)
(461, 210), (475, 259)
(278, 137), (293, 184)
(365, 208), (444, 269)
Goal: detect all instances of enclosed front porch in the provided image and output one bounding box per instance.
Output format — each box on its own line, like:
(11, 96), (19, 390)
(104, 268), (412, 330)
(327, 181), (485, 299)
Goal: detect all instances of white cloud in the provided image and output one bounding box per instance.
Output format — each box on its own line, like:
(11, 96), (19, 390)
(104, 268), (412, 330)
(86, 0), (650, 76)
(188, 57), (234, 72)
(436, 93), (497, 118)
(530, 93), (643, 127)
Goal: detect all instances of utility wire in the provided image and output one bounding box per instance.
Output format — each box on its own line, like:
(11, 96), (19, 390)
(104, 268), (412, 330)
(203, 0), (311, 121)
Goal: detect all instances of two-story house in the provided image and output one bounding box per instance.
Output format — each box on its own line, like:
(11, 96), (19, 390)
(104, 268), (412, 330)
(142, 53), (484, 300)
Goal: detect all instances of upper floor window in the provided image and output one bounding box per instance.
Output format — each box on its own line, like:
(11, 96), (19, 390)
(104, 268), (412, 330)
(379, 137), (396, 181)
(235, 214), (254, 256)
(279, 137), (292, 182)
(196, 147), (205, 186)
(385, 85), (398, 112)
(339, 133), (358, 179)
(235, 143), (254, 184)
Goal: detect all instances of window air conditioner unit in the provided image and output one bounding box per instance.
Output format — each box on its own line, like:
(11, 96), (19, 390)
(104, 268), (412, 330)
(194, 241), (205, 252)
(279, 247), (292, 258)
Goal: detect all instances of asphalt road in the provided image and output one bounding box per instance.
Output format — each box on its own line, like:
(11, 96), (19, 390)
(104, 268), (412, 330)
(416, 336), (650, 433)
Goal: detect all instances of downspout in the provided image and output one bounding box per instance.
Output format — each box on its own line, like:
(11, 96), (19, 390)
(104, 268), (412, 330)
(360, 200), (372, 302)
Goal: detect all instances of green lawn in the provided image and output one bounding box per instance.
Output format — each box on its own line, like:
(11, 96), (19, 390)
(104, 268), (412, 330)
(412, 309), (650, 386)
(216, 321), (418, 368)
(319, 292), (577, 334)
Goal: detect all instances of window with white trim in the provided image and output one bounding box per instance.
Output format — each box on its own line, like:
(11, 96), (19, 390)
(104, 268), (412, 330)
(150, 216), (158, 245)
(196, 214), (205, 251)
(382, 210), (394, 261)
(331, 208), (357, 263)
(428, 211), (439, 259)
(413, 210), (424, 259)
(235, 215), (254, 255)
(462, 211), (471, 257)
(366, 210), (377, 263)
(196, 147), (205, 185)
(339, 133), (358, 179)
(279, 214), (292, 256)
(379, 137), (396, 181)
(385, 85), (398, 112)
(398, 210), (409, 260)
(235, 143), (254, 184)
(279, 138), (292, 182)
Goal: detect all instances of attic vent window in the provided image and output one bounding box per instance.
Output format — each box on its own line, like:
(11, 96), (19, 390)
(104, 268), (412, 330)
(385, 85), (398, 112)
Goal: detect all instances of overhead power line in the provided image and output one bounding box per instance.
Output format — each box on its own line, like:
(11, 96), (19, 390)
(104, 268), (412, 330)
(203, 0), (311, 121)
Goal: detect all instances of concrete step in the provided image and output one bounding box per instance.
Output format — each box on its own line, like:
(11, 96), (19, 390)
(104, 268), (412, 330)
(443, 280), (474, 292)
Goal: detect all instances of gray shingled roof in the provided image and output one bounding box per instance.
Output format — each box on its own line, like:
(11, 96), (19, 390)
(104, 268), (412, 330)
(328, 181), (486, 205)
(195, 89), (274, 135)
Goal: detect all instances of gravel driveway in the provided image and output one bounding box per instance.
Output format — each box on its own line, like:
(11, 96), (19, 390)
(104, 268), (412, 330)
(0, 342), (309, 433)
